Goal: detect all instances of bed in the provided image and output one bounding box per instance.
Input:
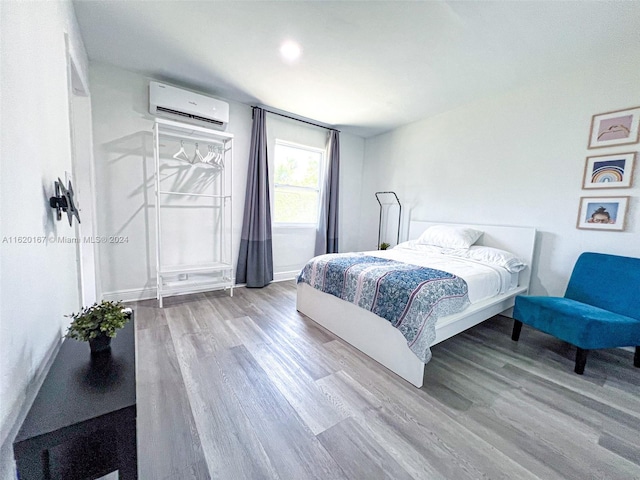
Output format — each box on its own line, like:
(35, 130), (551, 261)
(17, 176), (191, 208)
(296, 221), (537, 387)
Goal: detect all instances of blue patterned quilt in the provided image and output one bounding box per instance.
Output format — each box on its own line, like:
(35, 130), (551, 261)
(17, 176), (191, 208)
(297, 253), (470, 363)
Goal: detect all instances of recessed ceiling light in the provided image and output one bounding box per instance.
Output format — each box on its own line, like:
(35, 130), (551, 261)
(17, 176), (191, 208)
(280, 40), (302, 62)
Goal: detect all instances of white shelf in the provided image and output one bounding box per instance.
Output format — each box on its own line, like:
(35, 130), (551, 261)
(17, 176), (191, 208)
(159, 191), (231, 199)
(161, 273), (232, 290)
(159, 262), (233, 275)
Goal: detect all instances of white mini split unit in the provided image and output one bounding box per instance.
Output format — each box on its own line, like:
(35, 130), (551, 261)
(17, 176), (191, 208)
(149, 81), (229, 130)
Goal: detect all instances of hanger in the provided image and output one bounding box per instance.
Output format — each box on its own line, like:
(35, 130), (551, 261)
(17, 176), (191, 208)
(192, 143), (205, 164)
(202, 145), (214, 164)
(215, 147), (224, 168)
(173, 141), (189, 163)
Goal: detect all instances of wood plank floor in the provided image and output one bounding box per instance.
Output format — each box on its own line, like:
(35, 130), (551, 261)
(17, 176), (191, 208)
(132, 281), (640, 480)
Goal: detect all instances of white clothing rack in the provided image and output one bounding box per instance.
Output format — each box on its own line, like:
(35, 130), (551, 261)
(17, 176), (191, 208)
(153, 118), (234, 307)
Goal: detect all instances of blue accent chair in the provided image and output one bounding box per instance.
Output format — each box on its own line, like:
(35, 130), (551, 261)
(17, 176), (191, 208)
(512, 252), (640, 374)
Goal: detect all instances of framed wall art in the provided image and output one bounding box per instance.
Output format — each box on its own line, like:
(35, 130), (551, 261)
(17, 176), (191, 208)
(588, 106), (640, 149)
(582, 152), (635, 189)
(576, 196), (629, 231)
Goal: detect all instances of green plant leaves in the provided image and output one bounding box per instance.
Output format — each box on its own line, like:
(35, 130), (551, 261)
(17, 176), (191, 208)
(65, 300), (129, 342)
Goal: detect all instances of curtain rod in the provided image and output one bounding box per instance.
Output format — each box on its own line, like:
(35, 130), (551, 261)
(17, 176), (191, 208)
(254, 106), (340, 133)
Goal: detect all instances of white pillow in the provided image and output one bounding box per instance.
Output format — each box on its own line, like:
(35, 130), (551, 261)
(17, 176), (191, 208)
(448, 246), (527, 273)
(417, 225), (483, 249)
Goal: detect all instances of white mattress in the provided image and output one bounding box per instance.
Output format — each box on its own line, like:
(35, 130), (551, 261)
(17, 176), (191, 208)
(366, 246), (514, 304)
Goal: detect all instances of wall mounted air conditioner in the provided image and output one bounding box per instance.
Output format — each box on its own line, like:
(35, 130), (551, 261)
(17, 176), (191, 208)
(149, 81), (229, 130)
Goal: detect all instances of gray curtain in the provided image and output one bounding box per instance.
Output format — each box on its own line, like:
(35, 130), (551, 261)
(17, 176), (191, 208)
(315, 130), (340, 255)
(236, 107), (273, 287)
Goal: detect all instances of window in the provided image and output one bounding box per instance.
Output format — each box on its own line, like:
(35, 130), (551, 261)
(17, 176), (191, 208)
(273, 140), (324, 225)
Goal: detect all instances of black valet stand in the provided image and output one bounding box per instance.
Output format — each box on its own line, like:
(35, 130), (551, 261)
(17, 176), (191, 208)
(375, 191), (401, 249)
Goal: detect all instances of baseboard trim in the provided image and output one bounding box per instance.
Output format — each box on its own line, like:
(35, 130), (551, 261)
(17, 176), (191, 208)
(102, 287), (157, 302)
(273, 270), (299, 282)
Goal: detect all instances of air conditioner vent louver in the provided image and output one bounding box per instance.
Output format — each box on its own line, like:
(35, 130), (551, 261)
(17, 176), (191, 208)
(156, 106), (224, 126)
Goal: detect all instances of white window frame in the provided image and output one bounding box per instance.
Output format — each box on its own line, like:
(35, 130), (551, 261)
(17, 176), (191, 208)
(273, 139), (325, 227)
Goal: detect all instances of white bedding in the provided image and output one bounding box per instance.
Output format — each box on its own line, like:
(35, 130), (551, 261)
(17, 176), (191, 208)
(365, 244), (515, 304)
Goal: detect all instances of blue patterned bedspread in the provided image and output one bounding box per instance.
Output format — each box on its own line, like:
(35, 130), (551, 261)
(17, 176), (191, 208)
(297, 253), (470, 363)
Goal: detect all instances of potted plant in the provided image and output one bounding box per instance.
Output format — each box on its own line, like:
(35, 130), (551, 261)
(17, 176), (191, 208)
(379, 242), (391, 250)
(66, 300), (131, 354)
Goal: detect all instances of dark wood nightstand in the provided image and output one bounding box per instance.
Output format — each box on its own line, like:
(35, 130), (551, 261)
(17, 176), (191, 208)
(13, 314), (137, 479)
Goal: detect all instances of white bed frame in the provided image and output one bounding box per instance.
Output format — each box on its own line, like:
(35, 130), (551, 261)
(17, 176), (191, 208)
(296, 221), (537, 387)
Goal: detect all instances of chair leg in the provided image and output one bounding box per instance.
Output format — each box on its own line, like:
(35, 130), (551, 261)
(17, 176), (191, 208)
(575, 348), (589, 375)
(511, 320), (523, 341)
(634, 347), (640, 368)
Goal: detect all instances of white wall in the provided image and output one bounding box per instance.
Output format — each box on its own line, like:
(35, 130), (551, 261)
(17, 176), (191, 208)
(0, 1), (89, 477)
(90, 63), (251, 299)
(360, 52), (640, 297)
(90, 63), (365, 299)
(337, 132), (365, 254)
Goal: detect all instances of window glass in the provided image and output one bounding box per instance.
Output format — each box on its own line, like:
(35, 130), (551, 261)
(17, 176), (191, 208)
(274, 141), (324, 224)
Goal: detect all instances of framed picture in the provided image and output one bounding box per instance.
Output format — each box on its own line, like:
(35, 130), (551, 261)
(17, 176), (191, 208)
(577, 196), (629, 231)
(588, 106), (640, 149)
(582, 152), (635, 189)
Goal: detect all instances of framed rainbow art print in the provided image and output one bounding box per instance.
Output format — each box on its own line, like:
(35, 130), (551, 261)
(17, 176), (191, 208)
(582, 152), (635, 189)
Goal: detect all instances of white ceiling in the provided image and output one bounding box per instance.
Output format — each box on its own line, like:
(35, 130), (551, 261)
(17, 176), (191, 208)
(74, 1), (640, 138)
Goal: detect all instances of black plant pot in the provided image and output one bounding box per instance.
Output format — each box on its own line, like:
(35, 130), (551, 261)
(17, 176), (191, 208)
(89, 333), (112, 354)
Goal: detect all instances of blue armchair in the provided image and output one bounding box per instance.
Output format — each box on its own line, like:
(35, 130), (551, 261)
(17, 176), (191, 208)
(512, 252), (640, 374)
